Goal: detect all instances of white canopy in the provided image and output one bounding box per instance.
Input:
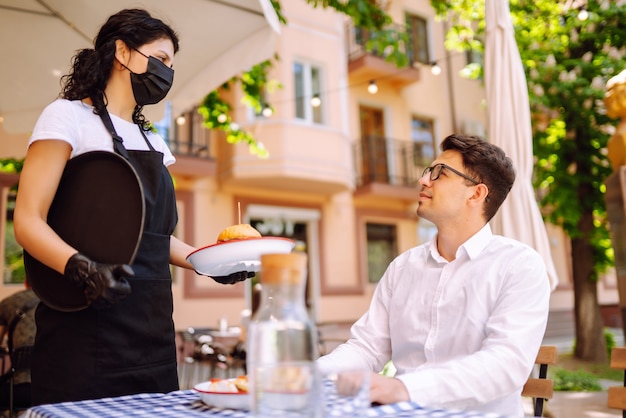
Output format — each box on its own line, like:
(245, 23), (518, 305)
(485, 0), (559, 290)
(0, 0), (280, 133)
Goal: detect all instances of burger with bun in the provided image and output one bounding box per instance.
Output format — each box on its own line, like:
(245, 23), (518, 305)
(217, 224), (262, 243)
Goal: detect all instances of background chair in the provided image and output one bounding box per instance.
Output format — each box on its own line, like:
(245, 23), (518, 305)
(522, 345), (558, 417)
(608, 346), (626, 417)
(8, 344), (33, 418)
(3, 294), (38, 418)
(316, 321), (351, 357)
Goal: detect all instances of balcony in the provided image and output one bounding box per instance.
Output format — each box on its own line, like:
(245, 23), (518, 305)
(218, 123), (353, 195)
(346, 22), (420, 87)
(353, 136), (430, 201)
(167, 107), (216, 178)
(165, 109), (353, 194)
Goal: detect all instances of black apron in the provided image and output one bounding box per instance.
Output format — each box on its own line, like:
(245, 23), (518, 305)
(30, 110), (179, 405)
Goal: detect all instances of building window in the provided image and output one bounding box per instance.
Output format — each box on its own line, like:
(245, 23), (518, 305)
(366, 223), (397, 284)
(245, 203), (323, 318)
(294, 61), (323, 124)
(411, 116), (436, 168)
(465, 49), (484, 80)
(466, 49), (483, 66)
(406, 14), (430, 65)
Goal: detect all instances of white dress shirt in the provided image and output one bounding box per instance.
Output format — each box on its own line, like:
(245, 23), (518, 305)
(317, 224), (551, 417)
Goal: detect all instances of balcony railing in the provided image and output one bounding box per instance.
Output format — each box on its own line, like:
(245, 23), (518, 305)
(345, 21), (420, 85)
(169, 107), (213, 159)
(346, 21), (418, 65)
(347, 22), (399, 61)
(353, 136), (432, 188)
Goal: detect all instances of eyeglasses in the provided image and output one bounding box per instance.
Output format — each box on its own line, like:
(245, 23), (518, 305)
(421, 163), (479, 185)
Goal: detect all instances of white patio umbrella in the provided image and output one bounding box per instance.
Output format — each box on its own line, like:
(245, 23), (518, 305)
(484, 0), (559, 290)
(0, 0), (280, 134)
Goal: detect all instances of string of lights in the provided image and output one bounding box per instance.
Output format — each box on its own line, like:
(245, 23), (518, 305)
(176, 51), (466, 125)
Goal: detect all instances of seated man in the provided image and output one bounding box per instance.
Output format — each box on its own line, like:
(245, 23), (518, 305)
(317, 134), (551, 417)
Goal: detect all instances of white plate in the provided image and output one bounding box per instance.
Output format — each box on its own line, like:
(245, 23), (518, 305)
(187, 237), (295, 276)
(194, 380), (250, 410)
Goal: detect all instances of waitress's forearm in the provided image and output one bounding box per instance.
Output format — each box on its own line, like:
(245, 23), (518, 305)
(169, 235), (195, 269)
(15, 220), (77, 274)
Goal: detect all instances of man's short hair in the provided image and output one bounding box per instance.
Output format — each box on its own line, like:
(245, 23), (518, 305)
(441, 134), (515, 221)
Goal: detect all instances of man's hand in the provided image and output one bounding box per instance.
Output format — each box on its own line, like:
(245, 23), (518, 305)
(210, 271), (255, 285)
(64, 252), (133, 307)
(369, 373), (410, 405)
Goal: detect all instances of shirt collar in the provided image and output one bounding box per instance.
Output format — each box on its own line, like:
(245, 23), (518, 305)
(461, 223), (493, 259)
(427, 223), (492, 262)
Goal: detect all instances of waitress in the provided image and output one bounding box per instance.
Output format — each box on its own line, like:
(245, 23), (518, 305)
(13, 8), (249, 405)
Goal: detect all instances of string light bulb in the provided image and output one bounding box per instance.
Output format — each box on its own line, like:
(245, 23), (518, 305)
(176, 115), (186, 125)
(367, 80), (378, 94)
(577, 8), (589, 20)
(430, 62), (442, 76)
(311, 94), (321, 107)
(217, 113), (227, 123)
(262, 104), (273, 117)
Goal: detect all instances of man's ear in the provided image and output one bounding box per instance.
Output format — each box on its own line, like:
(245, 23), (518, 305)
(468, 183), (490, 206)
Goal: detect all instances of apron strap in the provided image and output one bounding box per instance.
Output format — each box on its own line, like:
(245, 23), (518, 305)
(138, 129), (157, 152)
(97, 107), (157, 156)
(98, 109), (130, 160)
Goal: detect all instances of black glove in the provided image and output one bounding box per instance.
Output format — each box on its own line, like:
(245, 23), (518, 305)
(210, 271), (255, 285)
(64, 252), (133, 307)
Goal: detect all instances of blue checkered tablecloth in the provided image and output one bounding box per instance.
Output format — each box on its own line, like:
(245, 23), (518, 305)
(23, 388), (507, 418)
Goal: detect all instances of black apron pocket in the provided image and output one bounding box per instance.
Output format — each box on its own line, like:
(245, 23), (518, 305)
(96, 276), (175, 372)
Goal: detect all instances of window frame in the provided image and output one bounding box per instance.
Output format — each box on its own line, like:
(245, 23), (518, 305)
(365, 222), (398, 284)
(293, 60), (325, 124)
(410, 115), (437, 168)
(356, 208), (410, 289)
(405, 13), (431, 66)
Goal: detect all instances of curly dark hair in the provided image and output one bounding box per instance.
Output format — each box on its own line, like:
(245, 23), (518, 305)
(441, 134), (516, 222)
(61, 8), (180, 131)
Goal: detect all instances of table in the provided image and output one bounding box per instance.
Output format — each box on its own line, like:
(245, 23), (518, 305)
(23, 389), (509, 418)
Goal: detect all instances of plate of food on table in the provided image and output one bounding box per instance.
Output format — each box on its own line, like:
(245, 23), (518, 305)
(187, 224), (295, 276)
(194, 375), (250, 409)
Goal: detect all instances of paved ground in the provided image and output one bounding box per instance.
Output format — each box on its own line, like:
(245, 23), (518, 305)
(529, 389), (620, 418)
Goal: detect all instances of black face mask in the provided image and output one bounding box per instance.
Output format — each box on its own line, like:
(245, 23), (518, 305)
(124, 49), (174, 106)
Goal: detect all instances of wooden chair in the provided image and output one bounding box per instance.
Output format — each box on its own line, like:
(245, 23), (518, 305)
(608, 346), (626, 417)
(522, 345), (558, 417)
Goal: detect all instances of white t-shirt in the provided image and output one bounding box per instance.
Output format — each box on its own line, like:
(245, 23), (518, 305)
(29, 99), (175, 166)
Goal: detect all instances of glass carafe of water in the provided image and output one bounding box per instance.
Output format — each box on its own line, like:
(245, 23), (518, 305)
(247, 252), (320, 418)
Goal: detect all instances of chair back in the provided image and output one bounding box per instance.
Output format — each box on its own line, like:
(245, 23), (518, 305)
(608, 346), (626, 415)
(522, 345), (558, 417)
(10, 345), (33, 374)
(6, 294), (38, 418)
(9, 344), (34, 418)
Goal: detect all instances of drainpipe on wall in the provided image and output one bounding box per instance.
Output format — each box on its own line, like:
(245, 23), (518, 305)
(443, 20), (458, 133)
